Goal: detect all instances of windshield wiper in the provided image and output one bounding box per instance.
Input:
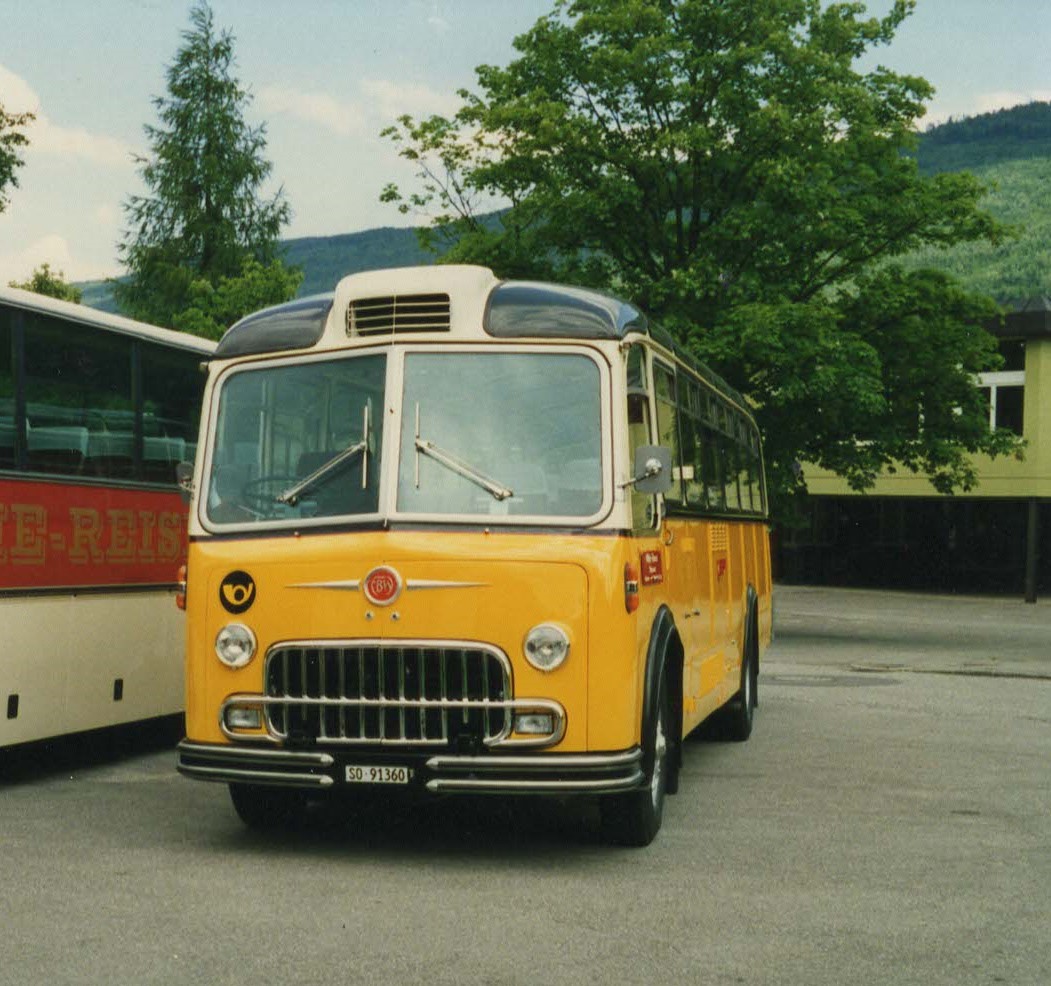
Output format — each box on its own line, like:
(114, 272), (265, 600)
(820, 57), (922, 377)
(414, 404), (513, 502)
(277, 405), (371, 506)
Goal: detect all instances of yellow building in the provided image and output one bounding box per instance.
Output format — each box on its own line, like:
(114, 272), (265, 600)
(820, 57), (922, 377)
(779, 299), (1050, 598)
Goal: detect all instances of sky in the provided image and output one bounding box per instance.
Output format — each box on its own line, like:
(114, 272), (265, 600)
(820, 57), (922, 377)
(1, 0), (1050, 285)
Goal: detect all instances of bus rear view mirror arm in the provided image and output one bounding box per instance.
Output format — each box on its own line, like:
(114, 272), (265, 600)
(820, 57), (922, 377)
(620, 445), (673, 494)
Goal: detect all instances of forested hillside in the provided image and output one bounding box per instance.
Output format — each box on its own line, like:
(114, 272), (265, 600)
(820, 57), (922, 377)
(907, 102), (1051, 304)
(282, 226), (432, 296)
(77, 224), (431, 312)
(916, 100), (1051, 174)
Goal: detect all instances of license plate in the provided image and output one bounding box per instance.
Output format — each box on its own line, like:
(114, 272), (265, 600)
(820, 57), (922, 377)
(344, 765), (412, 785)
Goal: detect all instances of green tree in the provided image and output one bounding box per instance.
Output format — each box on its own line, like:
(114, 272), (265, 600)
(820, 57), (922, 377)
(382, 0), (1017, 510)
(116, 1), (298, 331)
(8, 262), (83, 303)
(0, 103), (34, 214)
(170, 257), (303, 340)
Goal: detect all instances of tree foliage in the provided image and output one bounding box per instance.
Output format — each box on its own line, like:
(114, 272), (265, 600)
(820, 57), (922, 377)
(382, 0), (1017, 511)
(0, 102), (34, 214)
(170, 257), (303, 340)
(9, 262), (82, 303)
(116, 1), (297, 331)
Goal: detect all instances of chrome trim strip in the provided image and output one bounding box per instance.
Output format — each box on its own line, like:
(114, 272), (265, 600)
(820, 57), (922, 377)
(287, 580), (360, 591)
(178, 741), (334, 767)
(177, 764), (335, 787)
(406, 579), (489, 590)
(425, 748), (641, 772)
(425, 772), (643, 794)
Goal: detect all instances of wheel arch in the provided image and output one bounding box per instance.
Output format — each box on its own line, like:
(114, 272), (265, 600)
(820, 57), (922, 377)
(641, 605), (684, 792)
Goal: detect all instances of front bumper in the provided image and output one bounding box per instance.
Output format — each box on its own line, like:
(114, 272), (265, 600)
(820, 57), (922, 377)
(176, 740), (643, 795)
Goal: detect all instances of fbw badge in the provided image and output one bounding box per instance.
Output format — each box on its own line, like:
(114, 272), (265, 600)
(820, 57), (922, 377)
(363, 566), (402, 606)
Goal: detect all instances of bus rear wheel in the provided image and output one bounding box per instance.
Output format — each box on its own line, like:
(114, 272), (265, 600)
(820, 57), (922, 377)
(601, 663), (671, 847)
(228, 783), (308, 830)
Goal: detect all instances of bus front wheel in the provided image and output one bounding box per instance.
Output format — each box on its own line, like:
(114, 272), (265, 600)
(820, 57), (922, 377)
(601, 663), (671, 847)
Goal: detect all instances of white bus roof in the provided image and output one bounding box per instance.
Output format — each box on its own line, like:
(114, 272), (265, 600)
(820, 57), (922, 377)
(0, 285), (216, 355)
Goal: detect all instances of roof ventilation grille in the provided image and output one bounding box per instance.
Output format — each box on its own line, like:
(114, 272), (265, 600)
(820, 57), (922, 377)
(346, 293), (451, 336)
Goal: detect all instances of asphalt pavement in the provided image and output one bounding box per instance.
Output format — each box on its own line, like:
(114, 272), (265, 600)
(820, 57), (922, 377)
(772, 583), (1051, 679)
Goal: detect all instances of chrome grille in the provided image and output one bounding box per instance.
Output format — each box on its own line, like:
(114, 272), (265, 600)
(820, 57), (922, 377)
(346, 293), (451, 335)
(262, 641), (511, 746)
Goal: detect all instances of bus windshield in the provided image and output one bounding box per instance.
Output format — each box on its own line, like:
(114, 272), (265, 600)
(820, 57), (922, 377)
(204, 349), (604, 525)
(398, 352), (603, 518)
(206, 353), (385, 524)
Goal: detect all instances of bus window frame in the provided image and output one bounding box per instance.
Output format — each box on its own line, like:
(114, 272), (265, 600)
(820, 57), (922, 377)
(625, 342), (660, 533)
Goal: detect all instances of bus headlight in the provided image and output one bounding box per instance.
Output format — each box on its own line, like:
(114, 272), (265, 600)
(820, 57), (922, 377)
(523, 624), (570, 672)
(215, 623), (257, 668)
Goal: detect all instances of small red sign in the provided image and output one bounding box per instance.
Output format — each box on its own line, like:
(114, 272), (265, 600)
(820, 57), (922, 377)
(716, 558), (728, 578)
(363, 565), (402, 606)
(640, 550), (663, 586)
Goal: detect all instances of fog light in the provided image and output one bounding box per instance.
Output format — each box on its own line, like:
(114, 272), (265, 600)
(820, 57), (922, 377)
(514, 713), (555, 735)
(523, 623), (570, 671)
(225, 706), (262, 730)
(215, 623), (256, 668)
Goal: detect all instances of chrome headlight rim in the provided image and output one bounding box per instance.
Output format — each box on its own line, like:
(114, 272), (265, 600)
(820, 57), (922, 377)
(214, 623), (257, 669)
(523, 622), (571, 672)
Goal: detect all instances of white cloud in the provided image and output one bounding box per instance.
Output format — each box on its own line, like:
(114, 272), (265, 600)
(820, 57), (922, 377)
(259, 85), (367, 137)
(1, 63), (132, 167)
(974, 90), (1051, 115)
(259, 79), (460, 140)
(30, 124), (131, 167)
(427, 8), (450, 34)
(93, 202), (121, 227)
(360, 79), (461, 123)
(0, 64), (41, 114)
(0, 234), (77, 285)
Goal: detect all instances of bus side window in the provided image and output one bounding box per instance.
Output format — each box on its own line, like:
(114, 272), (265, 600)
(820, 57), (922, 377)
(679, 379), (705, 508)
(703, 426), (725, 511)
(653, 363), (683, 506)
(0, 308), (14, 469)
(627, 391), (656, 529)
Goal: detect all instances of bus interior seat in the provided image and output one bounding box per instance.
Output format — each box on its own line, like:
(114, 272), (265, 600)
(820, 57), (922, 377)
(27, 424), (90, 475)
(142, 436), (187, 483)
(0, 418), (15, 468)
(85, 431), (135, 478)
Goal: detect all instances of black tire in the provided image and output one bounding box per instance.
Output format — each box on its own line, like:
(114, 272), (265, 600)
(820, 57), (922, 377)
(602, 663), (671, 847)
(228, 783), (308, 830)
(722, 611), (758, 742)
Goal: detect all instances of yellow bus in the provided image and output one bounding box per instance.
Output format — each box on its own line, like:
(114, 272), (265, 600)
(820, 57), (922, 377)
(176, 265), (772, 845)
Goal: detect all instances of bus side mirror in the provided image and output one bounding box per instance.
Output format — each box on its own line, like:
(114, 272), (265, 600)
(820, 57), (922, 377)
(175, 461), (194, 504)
(629, 445), (673, 495)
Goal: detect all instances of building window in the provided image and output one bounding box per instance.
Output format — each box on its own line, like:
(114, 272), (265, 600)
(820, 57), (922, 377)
(978, 339), (1025, 435)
